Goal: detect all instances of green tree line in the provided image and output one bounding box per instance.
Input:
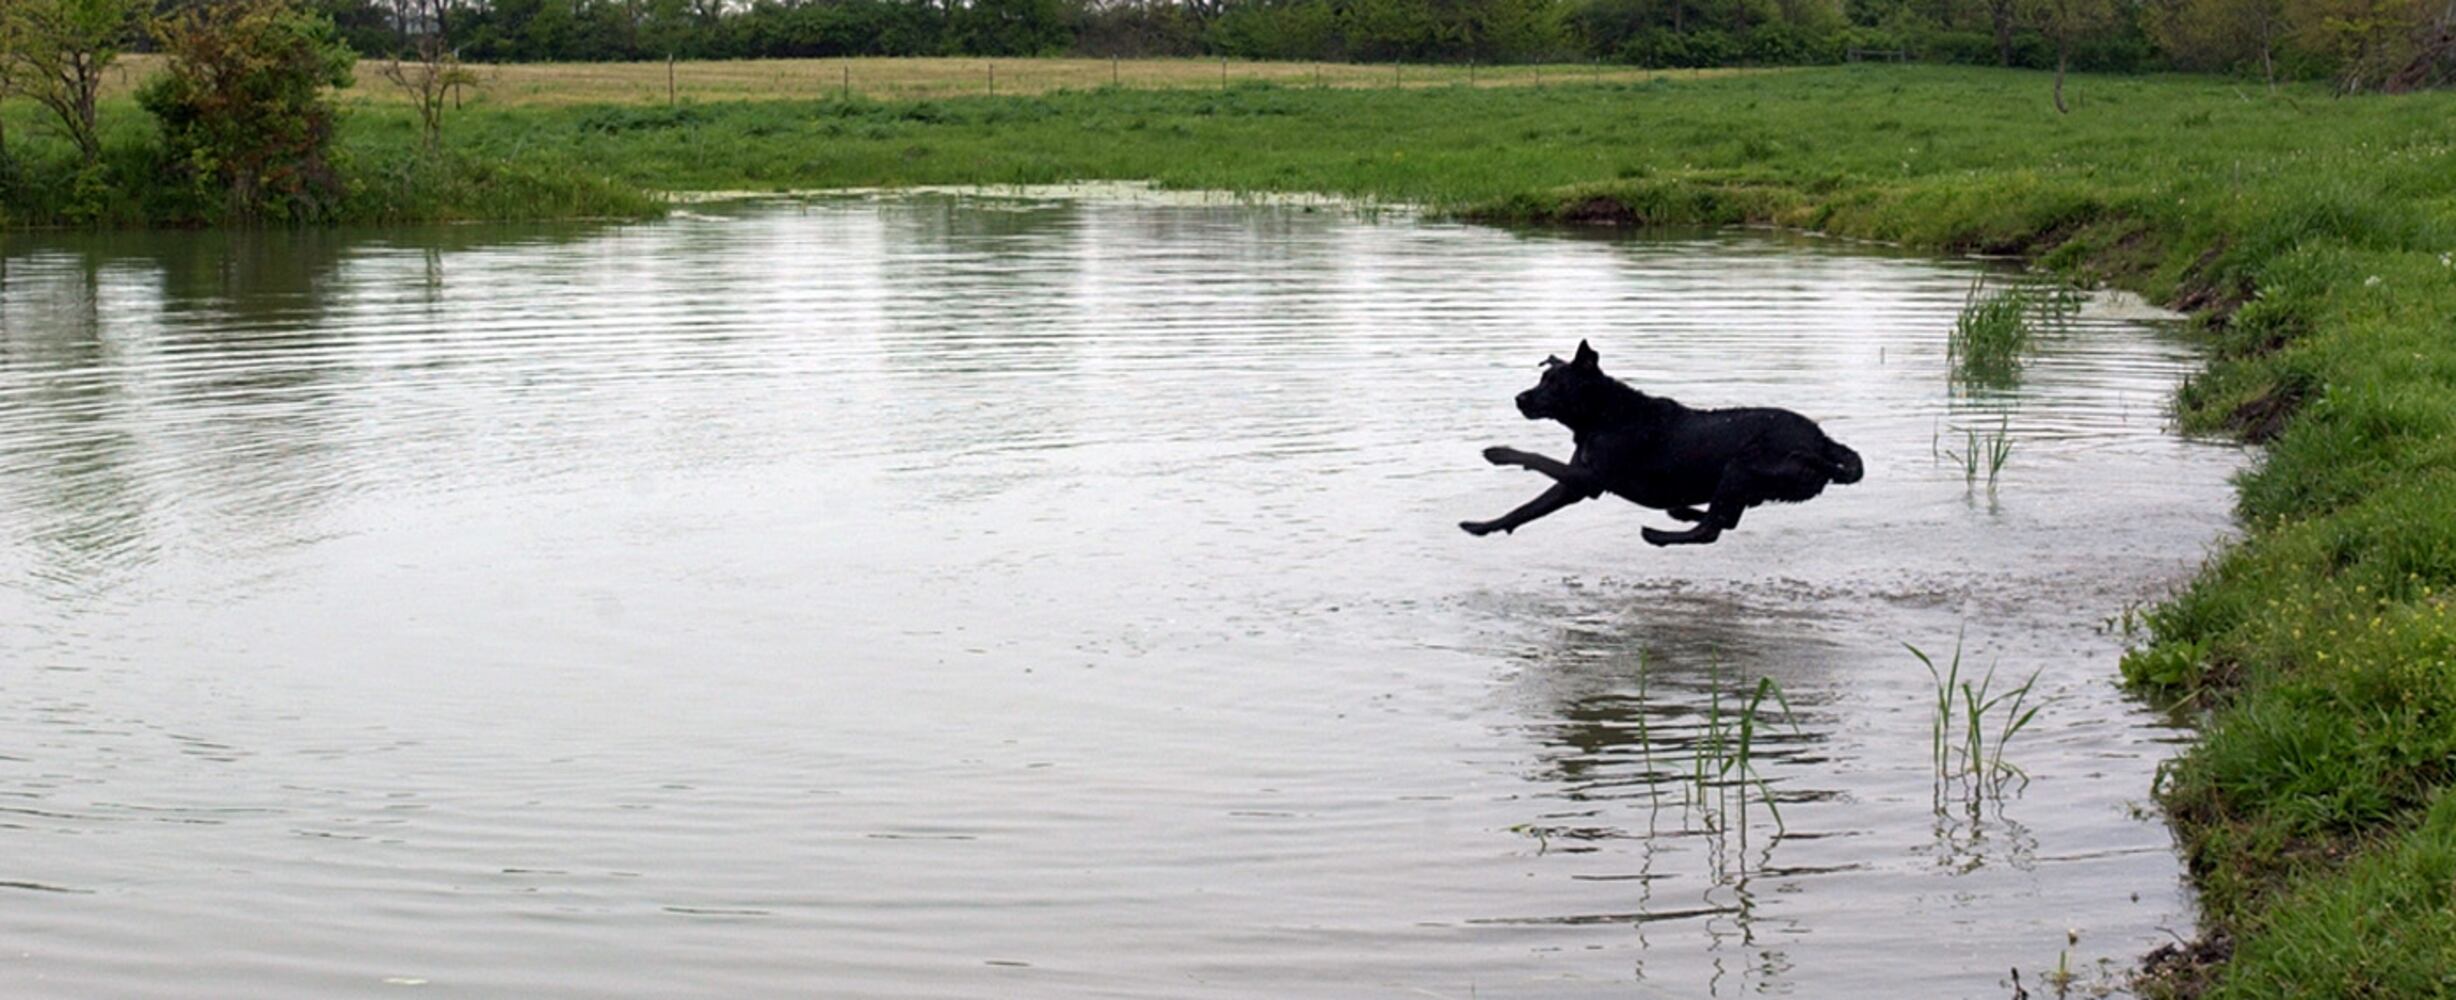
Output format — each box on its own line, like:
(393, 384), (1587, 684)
(305, 0), (2455, 87)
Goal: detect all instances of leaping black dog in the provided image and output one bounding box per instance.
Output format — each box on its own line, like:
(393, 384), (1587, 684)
(1461, 340), (1862, 546)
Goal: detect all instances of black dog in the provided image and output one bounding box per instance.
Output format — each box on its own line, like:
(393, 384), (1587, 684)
(1461, 341), (1862, 545)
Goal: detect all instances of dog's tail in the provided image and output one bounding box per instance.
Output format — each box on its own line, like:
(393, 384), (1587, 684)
(1817, 438), (1865, 485)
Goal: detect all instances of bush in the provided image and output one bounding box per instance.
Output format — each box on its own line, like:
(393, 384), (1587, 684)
(1908, 27), (2036, 65)
(1208, 0), (1343, 60)
(1069, 0), (1205, 58)
(1616, 27), (1740, 66)
(140, 0), (357, 222)
(1742, 23), (1845, 62)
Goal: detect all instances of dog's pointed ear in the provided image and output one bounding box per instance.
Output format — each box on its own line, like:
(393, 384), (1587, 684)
(1541, 354), (1565, 369)
(1573, 340), (1599, 368)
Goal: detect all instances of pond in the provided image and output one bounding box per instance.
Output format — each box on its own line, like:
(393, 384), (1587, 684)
(0, 194), (2241, 998)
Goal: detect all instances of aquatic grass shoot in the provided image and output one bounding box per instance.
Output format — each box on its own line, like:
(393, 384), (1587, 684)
(1937, 415), (2014, 487)
(1908, 636), (2045, 807)
(1687, 659), (1800, 850)
(1949, 277), (2038, 389)
(1983, 422), (2014, 482)
(1727, 674), (1797, 846)
(1504, 653), (1797, 869)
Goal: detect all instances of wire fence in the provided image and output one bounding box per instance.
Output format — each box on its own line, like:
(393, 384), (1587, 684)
(100, 54), (1753, 107)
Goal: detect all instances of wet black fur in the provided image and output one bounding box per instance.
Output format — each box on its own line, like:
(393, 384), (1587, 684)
(1461, 341), (1863, 546)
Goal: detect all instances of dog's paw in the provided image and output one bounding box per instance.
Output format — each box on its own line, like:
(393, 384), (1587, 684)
(1481, 446), (1522, 467)
(1460, 520), (1501, 537)
(1644, 526), (1721, 546)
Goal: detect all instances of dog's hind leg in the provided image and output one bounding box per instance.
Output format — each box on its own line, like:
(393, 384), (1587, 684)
(1641, 467), (1759, 546)
(1461, 481), (1590, 536)
(1642, 513), (1736, 546)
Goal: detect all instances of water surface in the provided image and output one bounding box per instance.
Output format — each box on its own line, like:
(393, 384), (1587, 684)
(0, 196), (2239, 998)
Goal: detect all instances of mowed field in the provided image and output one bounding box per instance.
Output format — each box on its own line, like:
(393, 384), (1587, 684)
(101, 53), (1740, 106)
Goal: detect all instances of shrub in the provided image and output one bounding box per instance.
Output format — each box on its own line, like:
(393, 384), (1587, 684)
(140, 0), (356, 222)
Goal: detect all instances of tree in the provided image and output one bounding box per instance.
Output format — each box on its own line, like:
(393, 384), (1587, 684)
(0, 18), (17, 170)
(2147, 0), (2290, 83)
(2382, 0), (2455, 90)
(1468, 0), (1573, 59)
(381, 33), (477, 155)
(2289, 0), (2431, 90)
(949, 0), (1071, 55)
(141, 0), (358, 220)
(0, 0), (147, 166)
(1988, 0), (2018, 63)
(2021, 0), (2112, 111)
(376, 0), (473, 154)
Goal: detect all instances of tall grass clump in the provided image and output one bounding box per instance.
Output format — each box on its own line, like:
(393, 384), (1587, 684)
(1908, 637), (2044, 807)
(1688, 663), (1798, 849)
(340, 151), (657, 223)
(1949, 278), (2038, 389)
(1938, 415), (2015, 487)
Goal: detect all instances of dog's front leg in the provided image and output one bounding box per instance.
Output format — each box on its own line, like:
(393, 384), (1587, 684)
(1483, 447), (1605, 498)
(1461, 481), (1589, 536)
(1484, 445), (1576, 476)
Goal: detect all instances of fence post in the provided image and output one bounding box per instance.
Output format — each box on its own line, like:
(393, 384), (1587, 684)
(667, 53), (676, 106)
(988, 62), (995, 96)
(1220, 56), (1228, 91)
(1112, 55), (1119, 88)
(842, 61), (850, 101)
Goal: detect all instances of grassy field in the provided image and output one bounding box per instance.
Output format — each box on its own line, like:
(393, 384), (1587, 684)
(10, 59), (2456, 996)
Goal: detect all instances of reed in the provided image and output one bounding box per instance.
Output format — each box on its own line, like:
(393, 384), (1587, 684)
(1907, 636), (2044, 805)
(1686, 660), (1796, 848)
(1939, 415), (2014, 487)
(1949, 277), (2037, 389)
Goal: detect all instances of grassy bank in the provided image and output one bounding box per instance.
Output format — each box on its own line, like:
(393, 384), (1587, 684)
(0, 99), (658, 227)
(8, 56), (1717, 226)
(10, 63), (2456, 994)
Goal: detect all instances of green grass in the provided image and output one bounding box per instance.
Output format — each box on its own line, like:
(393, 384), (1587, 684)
(1910, 638), (2046, 803)
(1952, 280), (2040, 389)
(2198, 792), (2456, 998)
(1940, 416), (2016, 487)
(10, 63), (2456, 994)
(1689, 661), (1797, 849)
(0, 100), (655, 226)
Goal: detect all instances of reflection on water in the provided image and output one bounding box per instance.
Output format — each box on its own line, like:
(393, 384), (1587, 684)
(0, 196), (2238, 999)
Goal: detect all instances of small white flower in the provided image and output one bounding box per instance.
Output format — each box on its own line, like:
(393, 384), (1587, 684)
(2365, 275), (2384, 287)
(2441, 251), (2453, 268)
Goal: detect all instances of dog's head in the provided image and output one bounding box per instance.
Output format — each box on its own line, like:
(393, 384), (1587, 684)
(1515, 340), (1613, 424)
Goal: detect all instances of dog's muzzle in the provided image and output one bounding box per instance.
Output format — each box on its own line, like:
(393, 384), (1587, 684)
(1515, 391), (1549, 419)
